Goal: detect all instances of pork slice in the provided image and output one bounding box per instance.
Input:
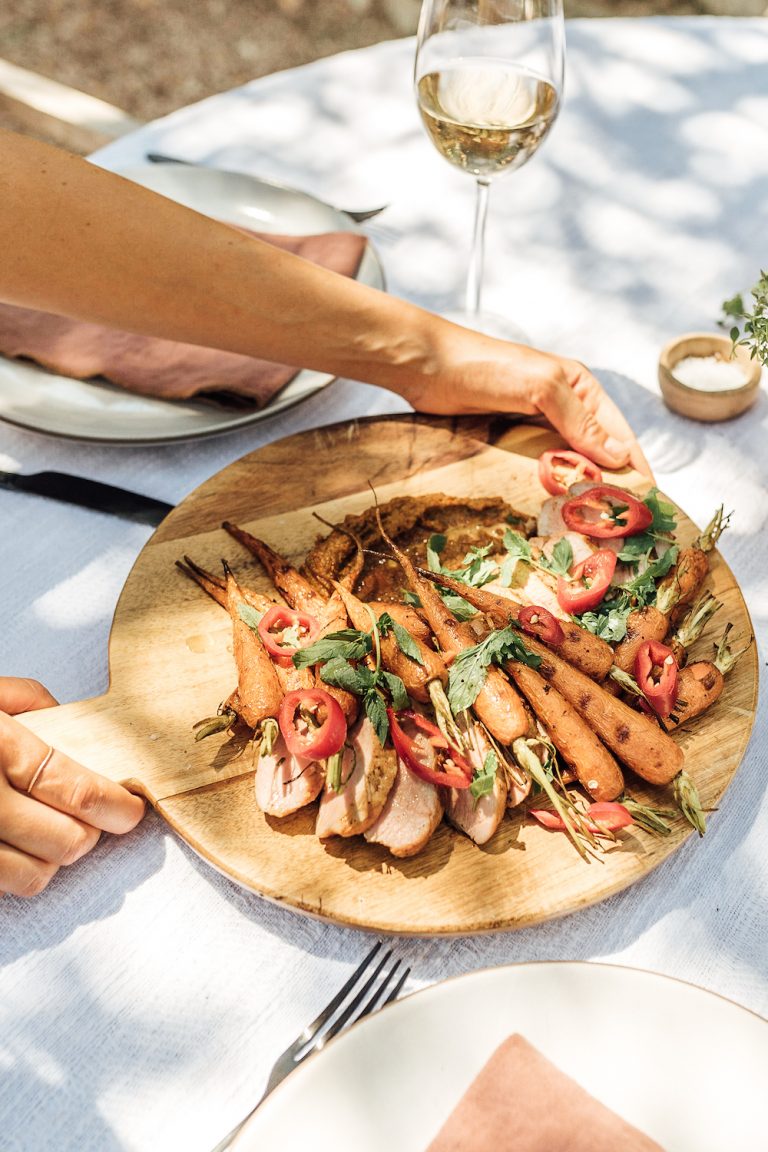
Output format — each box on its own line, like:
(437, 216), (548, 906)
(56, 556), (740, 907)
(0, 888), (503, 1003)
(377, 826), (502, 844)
(316, 717), (398, 839)
(536, 495), (569, 538)
(255, 735), (325, 817)
(445, 727), (507, 846)
(485, 566), (568, 621)
(364, 758), (443, 857)
(541, 531), (597, 568)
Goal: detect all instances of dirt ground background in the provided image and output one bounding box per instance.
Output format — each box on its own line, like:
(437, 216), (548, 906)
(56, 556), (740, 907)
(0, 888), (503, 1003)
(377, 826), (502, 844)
(1, 1), (764, 146)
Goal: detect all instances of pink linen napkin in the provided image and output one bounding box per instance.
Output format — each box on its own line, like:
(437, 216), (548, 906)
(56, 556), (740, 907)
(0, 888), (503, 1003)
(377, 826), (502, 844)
(0, 230), (367, 407)
(426, 1034), (665, 1152)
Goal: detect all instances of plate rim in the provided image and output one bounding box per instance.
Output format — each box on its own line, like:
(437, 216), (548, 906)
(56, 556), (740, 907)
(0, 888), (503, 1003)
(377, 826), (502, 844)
(234, 958), (768, 1150)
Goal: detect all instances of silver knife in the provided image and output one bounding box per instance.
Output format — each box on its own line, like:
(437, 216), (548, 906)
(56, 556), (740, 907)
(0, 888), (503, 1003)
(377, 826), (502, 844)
(144, 153), (388, 223)
(0, 469), (173, 526)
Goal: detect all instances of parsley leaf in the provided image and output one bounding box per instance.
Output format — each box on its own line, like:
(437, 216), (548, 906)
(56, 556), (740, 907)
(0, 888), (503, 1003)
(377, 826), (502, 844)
(319, 657), (375, 695)
(293, 628), (371, 669)
(577, 602), (632, 643)
(502, 528), (532, 565)
(643, 488), (677, 536)
(470, 750), (498, 800)
(363, 690), (389, 747)
(380, 670), (409, 711)
(538, 537), (574, 577)
(377, 613), (424, 665)
(237, 603), (266, 632)
(448, 626), (540, 713)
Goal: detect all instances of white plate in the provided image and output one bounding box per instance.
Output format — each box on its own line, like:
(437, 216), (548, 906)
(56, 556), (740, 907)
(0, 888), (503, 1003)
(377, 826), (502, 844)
(234, 961), (767, 1152)
(0, 165), (385, 445)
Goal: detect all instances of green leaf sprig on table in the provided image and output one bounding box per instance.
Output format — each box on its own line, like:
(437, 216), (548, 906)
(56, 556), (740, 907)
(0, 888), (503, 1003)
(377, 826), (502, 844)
(721, 270), (768, 366)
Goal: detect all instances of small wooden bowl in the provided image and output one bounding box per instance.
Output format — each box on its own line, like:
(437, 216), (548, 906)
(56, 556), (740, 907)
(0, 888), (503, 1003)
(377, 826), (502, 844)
(658, 332), (762, 422)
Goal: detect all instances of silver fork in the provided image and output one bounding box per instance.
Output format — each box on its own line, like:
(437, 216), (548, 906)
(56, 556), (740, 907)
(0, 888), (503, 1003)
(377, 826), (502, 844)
(210, 942), (410, 1152)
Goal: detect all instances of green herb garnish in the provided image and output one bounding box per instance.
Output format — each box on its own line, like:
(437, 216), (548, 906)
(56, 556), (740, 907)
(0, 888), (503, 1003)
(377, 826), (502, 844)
(470, 750), (498, 800)
(448, 625), (540, 714)
(377, 612), (425, 665)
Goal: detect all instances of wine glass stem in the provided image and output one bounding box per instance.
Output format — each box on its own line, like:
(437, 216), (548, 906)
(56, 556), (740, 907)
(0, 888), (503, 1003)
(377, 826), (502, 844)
(466, 178), (491, 315)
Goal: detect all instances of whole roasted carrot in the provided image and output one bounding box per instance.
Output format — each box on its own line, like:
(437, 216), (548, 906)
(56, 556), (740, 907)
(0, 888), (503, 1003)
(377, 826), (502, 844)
(333, 582), (448, 704)
(506, 631), (684, 786)
(220, 526), (358, 721)
(505, 662), (625, 801)
(223, 564), (283, 731)
(375, 510), (530, 745)
(177, 555), (315, 696)
(661, 662), (724, 732)
(419, 569), (614, 681)
(612, 605), (669, 673)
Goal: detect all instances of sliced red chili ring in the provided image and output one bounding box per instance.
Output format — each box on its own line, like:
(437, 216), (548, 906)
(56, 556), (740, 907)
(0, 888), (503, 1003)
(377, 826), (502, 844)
(529, 801), (634, 833)
(537, 449), (603, 497)
(561, 485), (653, 539)
(556, 549), (617, 614)
(278, 688), (347, 760)
(518, 604), (565, 646)
(258, 604), (320, 666)
(634, 640), (679, 719)
(388, 709), (472, 790)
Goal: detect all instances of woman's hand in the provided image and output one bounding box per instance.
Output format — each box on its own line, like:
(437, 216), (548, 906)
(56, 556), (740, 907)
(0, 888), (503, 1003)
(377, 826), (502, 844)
(396, 328), (651, 476)
(0, 677), (146, 898)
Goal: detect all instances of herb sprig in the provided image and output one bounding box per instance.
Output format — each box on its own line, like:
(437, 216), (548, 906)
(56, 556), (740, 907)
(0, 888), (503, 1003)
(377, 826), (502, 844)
(448, 625), (540, 714)
(292, 620), (410, 746)
(722, 270), (768, 366)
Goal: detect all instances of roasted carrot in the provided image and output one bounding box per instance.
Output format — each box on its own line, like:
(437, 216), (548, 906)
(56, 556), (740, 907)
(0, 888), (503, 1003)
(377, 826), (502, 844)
(419, 569), (614, 681)
(220, 525), (358, 720)
(505, 632), (684, 786)
(222, 521), (338, 622)
(656, 506), (729, 618)
(369, 601), (433, 647)
(223, 563), (283, 731)
(612, 606), (669, 673)
(333, 582), (448, 704)
(506, 662), (624, 801)
(177, 556), (314, 696)
(375, 509), (530, 745)
(661, 662), (724, 732)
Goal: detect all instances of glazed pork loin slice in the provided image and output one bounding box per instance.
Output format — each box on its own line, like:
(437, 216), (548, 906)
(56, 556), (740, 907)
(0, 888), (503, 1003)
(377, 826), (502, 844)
(255, 735), (325, 817)
(365, 758), (444, 857)
(316, 717), (398, 839)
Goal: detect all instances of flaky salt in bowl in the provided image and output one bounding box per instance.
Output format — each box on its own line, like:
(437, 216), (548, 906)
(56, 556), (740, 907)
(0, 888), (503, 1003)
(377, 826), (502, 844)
(658, 332), (762, 422)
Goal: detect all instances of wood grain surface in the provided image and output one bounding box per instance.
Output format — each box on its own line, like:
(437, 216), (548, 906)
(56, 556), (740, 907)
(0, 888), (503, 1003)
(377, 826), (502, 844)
(18, 416), (758, 934)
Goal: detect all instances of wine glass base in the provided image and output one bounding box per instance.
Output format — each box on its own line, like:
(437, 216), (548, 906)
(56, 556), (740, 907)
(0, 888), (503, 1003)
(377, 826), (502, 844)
(441, 309), (530, 345)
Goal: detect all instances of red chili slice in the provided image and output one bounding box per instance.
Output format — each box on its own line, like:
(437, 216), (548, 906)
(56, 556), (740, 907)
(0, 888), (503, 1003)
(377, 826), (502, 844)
(258, 604), (320, 666)
(278, 688), (347, 759)
(529, 801), (634, 833)
(518, 604), (565, 646)
(388, 709), (473, 789)
(561, 485), (653, 539)
(556, 549), (617, 614)
(634, 640), (679, 719)
(537, 450), (603, 497)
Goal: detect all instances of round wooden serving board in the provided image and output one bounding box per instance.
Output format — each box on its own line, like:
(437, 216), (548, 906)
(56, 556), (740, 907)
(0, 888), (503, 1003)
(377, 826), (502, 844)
(19, 416), (758, 935)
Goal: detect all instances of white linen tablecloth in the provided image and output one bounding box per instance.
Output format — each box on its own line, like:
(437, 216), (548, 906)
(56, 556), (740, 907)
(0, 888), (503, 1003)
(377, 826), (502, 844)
(1, 17), (767, 1152)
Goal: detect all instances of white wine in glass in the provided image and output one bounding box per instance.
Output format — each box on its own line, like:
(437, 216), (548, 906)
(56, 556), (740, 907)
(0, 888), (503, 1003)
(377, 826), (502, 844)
(414, 0), (565, 341)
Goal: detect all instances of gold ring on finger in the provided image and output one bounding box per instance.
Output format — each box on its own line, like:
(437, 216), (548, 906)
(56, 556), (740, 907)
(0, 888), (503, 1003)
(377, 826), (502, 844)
(27, 745), (55, 794)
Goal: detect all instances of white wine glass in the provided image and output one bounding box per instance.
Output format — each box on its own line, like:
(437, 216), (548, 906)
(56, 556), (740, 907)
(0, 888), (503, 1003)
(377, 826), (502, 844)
(414, 0), (565, 341)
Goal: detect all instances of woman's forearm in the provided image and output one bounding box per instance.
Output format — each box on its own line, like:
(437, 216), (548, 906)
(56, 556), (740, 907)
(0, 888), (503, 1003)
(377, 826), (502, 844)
(0, 130), (644, 469)
(0, 130), (444, 392)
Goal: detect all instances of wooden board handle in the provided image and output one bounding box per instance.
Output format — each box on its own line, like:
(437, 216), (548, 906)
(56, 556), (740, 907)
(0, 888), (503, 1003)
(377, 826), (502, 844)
(15, 691), (249, 804)
(17, 696), (150, 795)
